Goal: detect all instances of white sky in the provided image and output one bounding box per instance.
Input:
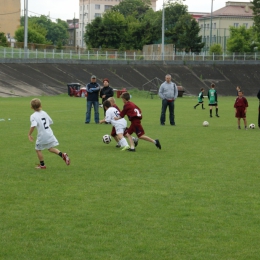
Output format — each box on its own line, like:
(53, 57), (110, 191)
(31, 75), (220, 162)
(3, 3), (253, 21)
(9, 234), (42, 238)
(22, 0), (249, 21)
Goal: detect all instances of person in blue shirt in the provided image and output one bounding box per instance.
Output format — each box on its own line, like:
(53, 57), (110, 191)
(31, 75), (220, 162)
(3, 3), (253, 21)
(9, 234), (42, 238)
(85, 75), (100, 124)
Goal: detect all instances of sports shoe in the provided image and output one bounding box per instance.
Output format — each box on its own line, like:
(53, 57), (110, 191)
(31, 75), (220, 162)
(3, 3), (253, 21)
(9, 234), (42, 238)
(115, 144), (121, 148)
(62, 153), (70, 165)
(35, 165), (46, 169)
(128, 148), (136, 152)
(210, 115), (212, 118)
(133, 138), (139, 147)
(216, 115), (220, 117)
(194, 106), (196, 109)
(121, 145), (130, 151)
(155, 139), (161, 150)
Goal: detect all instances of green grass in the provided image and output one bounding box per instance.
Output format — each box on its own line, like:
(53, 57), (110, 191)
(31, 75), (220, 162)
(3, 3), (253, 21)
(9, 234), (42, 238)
(0, 94), (260, 259)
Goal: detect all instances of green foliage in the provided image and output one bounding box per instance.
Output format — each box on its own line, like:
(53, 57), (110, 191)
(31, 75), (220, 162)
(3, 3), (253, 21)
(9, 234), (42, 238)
(1, 95), (260, 259)
(209, 43), (223, 55)
(0, 32), (8, 47)
(227, 26), (259, 53)
(14, 27), (47, 44)
(17, 15), (68, 45)
(251, 0), (260, 39)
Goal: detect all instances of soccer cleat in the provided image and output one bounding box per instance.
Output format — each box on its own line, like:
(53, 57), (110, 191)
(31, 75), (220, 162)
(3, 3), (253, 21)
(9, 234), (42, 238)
(202, 108), (205, 110)
(194, 106), (196, 109)
(238, 126), (241, 130)
(62, 153), (70, 165)
(155, 139), (161, 150)
(128, 148), (136, 152)
(216, 115), (220, 117)
(35, 165), (46, 169)
(121, 145), (130, 151)
(133, 138), (139, 147)
(210, 115), (212, 118)
(115, 144), (121, 148)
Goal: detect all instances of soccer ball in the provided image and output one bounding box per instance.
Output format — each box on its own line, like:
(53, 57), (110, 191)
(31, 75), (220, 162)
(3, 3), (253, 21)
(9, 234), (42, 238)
(249, 123), (255, 129)
(203, 121), (209, 127)
(103, 134), (111, 144)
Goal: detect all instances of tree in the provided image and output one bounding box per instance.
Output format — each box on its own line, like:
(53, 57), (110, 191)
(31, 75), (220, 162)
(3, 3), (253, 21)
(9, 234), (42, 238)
(15, 27), (46, 44)
(0, 32), (8, 47)
(111, 0), (151, 20)
(227, 26), (259, 53)
(251, 0), (260, 39)
(209, 44), (223, 55)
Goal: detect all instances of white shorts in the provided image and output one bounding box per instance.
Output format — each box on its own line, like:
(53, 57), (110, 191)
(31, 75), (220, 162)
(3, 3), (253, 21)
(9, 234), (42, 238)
(35, 140), (59, 150)
(113, 118), (127, 135)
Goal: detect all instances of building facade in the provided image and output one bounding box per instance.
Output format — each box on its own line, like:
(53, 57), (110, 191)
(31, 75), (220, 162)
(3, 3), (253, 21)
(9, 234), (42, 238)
(0, 0), (20, 40)
(77, 0), (157, 49)
(67, 19), (79, 47)
(198, 1), (254, 52)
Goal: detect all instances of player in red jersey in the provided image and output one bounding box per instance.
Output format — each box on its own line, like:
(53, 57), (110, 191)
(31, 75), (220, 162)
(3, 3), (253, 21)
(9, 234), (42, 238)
(107, 97), (138, 148)
(234, 91), (248, 130)
(114, 92), (161, 151)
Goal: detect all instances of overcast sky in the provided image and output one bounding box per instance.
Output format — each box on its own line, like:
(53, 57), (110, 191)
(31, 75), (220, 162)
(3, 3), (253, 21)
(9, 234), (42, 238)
(22, 0), (249, 21)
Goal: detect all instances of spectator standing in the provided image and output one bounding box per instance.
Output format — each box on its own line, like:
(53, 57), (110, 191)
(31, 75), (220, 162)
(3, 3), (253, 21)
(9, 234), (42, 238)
(158, 74), (178, 126)
(85, 75), (100, 124)
(100, 78), (114, 115)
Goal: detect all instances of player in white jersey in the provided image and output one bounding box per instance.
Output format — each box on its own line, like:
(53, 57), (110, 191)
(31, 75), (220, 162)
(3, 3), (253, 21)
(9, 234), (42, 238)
(28, 98), (70, 169)
(99, 100), (130, 150)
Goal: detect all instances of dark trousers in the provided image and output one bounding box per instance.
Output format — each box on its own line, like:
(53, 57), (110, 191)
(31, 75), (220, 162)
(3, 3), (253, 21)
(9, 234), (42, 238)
(160, 99), (175, 125)
(258, 105), (260, 127)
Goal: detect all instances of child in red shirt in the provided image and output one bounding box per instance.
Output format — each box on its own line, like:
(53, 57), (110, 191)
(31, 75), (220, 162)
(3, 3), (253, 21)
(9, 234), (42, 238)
(234, 91), (248, 130)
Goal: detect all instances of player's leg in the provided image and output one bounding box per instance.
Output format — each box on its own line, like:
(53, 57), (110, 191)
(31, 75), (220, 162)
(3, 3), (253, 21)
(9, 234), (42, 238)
(237, 118), (241, 129)
(258, 105), (260, 128)
(202, 102), (205, 109)
(216, 105), (219, 117)
(169, 101), (175, 125)
(35, 150), (46, 169)
(48, 147), (70, 165)
(160, 99), (167, 125)
(209, 105), (212, 117)
(85, 101), (92, 123)
(93, 101), (99, 124)
(194, 103), (199, 109)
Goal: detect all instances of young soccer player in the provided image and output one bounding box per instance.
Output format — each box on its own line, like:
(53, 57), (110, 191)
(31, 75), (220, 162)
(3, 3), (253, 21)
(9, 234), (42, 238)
(28, 98), (70, 169)
(99, 100), (130, 150)
(107, 97), (138, 148)
(234, 91), (248, 130)
(114, 92), (161, 151)
(194, 88), (205, 109)
(208, 83), (219, 117)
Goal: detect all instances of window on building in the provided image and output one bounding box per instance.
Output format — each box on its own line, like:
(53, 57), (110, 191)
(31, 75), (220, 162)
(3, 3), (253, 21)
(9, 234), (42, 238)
(201, 24), (203, 29)
(207, 24), (209, 30)
(95, 13), (101, 17)
(105, 5), (112, 10)
(234, 23), (239, 28)
(95, 4), (100, 9)
(213, 23), (216, 29)
(243, 23), (248, 28)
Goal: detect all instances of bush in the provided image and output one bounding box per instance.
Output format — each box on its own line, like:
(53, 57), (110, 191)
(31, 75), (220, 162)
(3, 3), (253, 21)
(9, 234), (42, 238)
(209, 44), (223, 55)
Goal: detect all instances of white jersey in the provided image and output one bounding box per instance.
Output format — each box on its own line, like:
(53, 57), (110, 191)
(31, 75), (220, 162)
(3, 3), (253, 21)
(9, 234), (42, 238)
(105, 107), (127, 131)
(30, 110), (58, 144)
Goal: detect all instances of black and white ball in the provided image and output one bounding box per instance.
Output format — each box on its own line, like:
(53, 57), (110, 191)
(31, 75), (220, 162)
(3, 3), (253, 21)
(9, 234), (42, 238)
(203, 121), (209, 127)
(103, 134), (111, 144)
(249, 123), (255, 129)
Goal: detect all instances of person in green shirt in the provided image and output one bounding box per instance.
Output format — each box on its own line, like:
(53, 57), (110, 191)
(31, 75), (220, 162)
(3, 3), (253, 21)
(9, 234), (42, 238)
(208, 83), (219, 118)
(194, 88), (205, 110)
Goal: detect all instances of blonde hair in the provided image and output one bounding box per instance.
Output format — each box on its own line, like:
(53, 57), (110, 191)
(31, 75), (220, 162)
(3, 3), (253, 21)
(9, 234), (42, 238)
(31, 98), (42, 111)
(107, 97), (116, 105)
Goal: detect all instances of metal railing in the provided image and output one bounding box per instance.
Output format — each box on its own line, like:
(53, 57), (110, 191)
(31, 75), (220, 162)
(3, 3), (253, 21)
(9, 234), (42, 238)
(0, 47), (259, 61)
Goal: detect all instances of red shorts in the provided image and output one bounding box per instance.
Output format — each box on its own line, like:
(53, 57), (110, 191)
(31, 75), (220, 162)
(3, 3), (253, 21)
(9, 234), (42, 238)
(236, 107), (246, 118)
(126, 119), (145, 137)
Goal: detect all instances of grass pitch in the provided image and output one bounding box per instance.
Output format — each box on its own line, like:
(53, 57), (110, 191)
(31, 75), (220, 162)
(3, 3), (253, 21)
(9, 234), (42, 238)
(0, 93), (260, 260)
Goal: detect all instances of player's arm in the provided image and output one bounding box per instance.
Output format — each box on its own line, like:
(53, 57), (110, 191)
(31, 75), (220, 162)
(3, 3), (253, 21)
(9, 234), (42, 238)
(99, 119), (106, 124)
(91, 83), (100, 92)
(28, 126), (35, 142)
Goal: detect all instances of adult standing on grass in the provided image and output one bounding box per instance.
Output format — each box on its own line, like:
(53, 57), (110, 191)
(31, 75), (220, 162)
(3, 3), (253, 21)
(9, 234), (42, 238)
(100, 78), (114, 116)
(85, 75), (100, 124)
(257, 89), (260, 129)
(158, 74), (178, 126)
(208, 83), (219, 118)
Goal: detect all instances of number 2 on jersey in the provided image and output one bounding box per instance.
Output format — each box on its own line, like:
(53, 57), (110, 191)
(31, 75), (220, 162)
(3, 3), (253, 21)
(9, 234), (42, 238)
(41, 118), (49, 129)
(134, 108), (141, 117)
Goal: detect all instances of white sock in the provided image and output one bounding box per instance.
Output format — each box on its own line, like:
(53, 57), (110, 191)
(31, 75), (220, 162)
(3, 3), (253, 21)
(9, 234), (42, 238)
(120, 137), (128, 147)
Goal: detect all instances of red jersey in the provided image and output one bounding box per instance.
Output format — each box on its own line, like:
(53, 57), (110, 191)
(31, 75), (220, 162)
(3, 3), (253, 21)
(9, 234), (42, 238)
(113, 104), (121, 112)
(120, 101), (142, 121)
(234, 97), (248, 108)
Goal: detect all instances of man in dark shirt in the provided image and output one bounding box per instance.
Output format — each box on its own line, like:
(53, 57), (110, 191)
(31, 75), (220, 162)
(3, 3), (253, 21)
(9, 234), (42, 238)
(85, 75), (100, 124)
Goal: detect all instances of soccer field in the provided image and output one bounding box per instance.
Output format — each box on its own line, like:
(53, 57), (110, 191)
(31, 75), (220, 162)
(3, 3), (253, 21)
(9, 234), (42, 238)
(0, 93), (260, 259)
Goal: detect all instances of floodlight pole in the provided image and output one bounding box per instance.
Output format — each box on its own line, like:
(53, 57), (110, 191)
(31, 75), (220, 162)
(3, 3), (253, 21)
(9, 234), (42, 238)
(161, 1), (165, 61)
(209, 0), (213, 49)
(24, 0), (28, 58)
